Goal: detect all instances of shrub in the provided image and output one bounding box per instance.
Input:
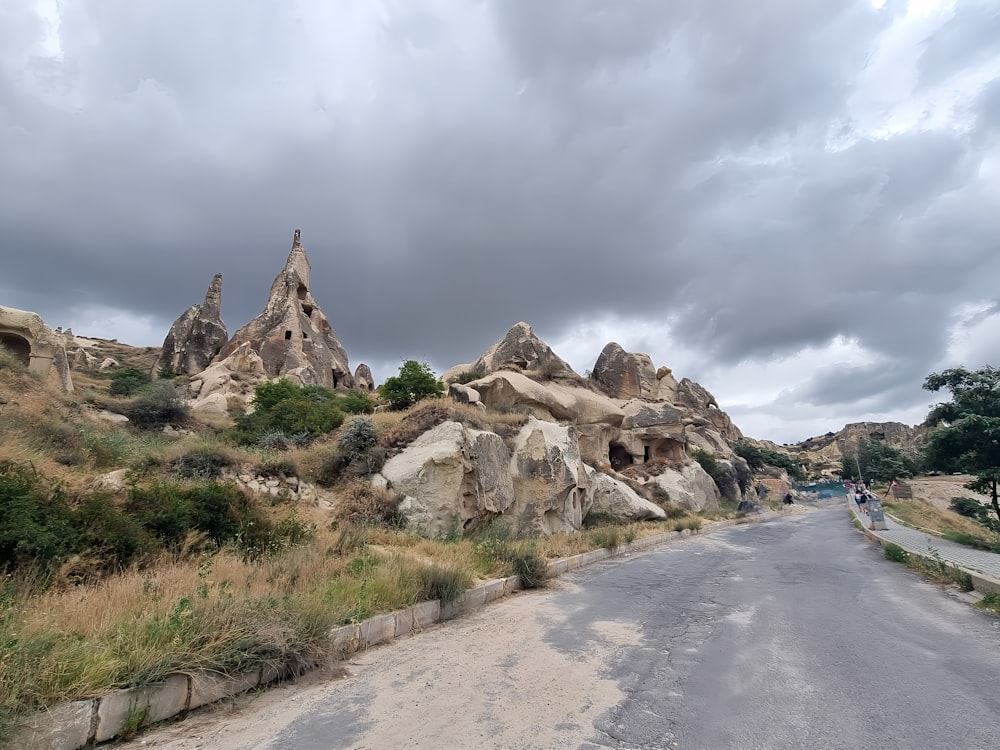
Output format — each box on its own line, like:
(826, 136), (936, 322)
(109, 366), (152, 397)
(172, 448), (233, 480)
(319, 418), (386, 482)
(0, 342), (27, 373)
(0, 464), (80, 572)
(950, 496), (986, 519)
(236, 380), (345, 443)
(452, 370), (484, 385)
(884, 543), (909, 563)
(256, 430), (311, 451)
(379, 360), (444, 411)
(125, 381), (189, 429)
(472, 522), (550, 589)
(335, 480), (407, 527)
(414, 561), (473, 603)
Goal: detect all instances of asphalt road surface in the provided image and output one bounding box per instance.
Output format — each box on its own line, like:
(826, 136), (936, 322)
(129, 506), (1000, 750)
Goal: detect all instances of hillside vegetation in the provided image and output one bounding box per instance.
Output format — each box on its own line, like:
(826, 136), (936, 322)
(0, 341), (712, 732)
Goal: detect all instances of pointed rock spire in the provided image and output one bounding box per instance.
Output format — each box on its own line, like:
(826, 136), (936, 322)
(214, 230), (354, 389)
(153, 273), (228, 376)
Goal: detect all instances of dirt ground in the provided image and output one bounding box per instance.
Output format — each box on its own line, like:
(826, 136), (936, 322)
(901, 475), (991, 511)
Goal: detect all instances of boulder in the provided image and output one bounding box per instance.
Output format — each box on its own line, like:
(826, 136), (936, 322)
(470, 322), (577, 379)
(153, 273), (228, 376)
(591, 342), (657, 399)
(587, 471), (666, 522)
(375, 421), (515, 537)
(189, 342), (266, 412)
(676, 378), (743, 443)
(72, 347), (98, 372)
(647, 462), (721, 512)
(509, 417), (590, 534)
(448, 382), (481, 405)
(474, 371), (624, 425)
(214, 230), (354, 390)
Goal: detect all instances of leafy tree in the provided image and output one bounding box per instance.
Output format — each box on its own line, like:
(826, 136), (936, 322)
(379, 360), (444, 410)
(923, 366), (1000, 522)
(734, 441), (805, 481)
(236, 379), (347, 443)
(839, 439), (919, 484)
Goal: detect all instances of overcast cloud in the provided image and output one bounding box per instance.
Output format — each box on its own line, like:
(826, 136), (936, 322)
(2, 0), (999, 444)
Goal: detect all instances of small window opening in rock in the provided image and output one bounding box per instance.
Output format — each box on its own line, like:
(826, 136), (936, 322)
(302, 332), (308, 339)
(284, 330), (292, 340)
(332, 370), (339, 388)
(302, 304), (314, 317)
(297, 284), (308, 301)
(643, 445), (652, 463)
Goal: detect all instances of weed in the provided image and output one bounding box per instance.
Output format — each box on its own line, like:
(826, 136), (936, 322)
(976, 593), (1000, 615)
(883, 543), (909, 563)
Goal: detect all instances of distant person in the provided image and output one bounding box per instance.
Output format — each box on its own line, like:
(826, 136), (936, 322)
(783, 492), (794, 505)
(858, 491), (868, 515)
(855, 491), (866, 514)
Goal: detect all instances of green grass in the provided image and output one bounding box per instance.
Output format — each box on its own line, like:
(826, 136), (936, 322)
(976, 593), (1000, 616)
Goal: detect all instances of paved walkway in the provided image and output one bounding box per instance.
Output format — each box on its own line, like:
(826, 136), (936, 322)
(848, 499), (1000, 579)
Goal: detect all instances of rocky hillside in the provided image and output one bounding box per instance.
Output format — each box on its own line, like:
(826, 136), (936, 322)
(784, 421), (926, 478)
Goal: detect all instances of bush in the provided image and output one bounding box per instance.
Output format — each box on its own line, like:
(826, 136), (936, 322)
(884, 543), (909, 563)
(0, 464), (80, 572)
(451, 370), (484, 385)
(109, 366), (152, 397)
(172, 448), (234, 480)
(950, 496), (986, 519)
(472, 522), (550, 589)
(335, 480), (407, 527)
(0, 342), (27, 373)
(235, 380), (345, 444)
(379, 360), (444, 411)
(125, 381), (189, 429)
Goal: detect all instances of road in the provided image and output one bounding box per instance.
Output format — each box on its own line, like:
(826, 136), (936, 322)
(127, 506), (1000, 749)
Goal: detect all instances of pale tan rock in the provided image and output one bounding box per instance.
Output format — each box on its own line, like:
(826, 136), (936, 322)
(215, 230), (354, 390)
(647, 462), (721, 512)
(587, 471), (666, 522)
(509, 417), (590, 534)
(375, 421), (515, 537)
(353, 363), (375, 392)
(470, 322), (576, 379)
(0, 304), (74, 391)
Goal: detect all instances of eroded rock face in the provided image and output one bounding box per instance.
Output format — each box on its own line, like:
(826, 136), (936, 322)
(509, 417), (590, 534)
(154, 273), (228, 376)
(471, 322), (577, 379)
(0, 305), (73, 391)
(588, 471), (666, 523)
(214, 230), (354, 390)
(375, 421), (515, 537)
(591, 342), (657, 399)
(646, 462), (721, 512)
(189, 342), (267, 414)
(353, 364), (375, 392)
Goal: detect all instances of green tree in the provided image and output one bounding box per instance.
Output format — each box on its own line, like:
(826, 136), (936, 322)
(839, 439), (919, 484)
(923, 366), (1000, 522)
(379, 360), (444, 410)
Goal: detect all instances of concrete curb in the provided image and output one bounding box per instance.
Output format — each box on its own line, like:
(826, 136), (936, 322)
(12, 515), (760, 749)
(849, 505), (1000, 597)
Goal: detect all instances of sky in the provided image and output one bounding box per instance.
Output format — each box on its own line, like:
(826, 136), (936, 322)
(2, 0), (999, 445)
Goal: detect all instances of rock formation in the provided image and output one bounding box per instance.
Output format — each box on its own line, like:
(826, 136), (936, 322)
(591, 342), (657, 399)
(153, 273), (228, 376)
(787, 421), (925, 478)
(373, 324), (760, 534)
(0, 305), (73, 391)
(189, 342), (267, 414)
(214, 230), (354, 390)
(442, 322), (577, 381)
(353, 364), (375, 392)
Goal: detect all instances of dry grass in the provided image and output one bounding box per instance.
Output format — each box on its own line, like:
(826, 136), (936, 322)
(883, 496), (1000, 543)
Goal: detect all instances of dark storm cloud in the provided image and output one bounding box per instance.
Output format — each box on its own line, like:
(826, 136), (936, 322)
(1, 0), (998, 442)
